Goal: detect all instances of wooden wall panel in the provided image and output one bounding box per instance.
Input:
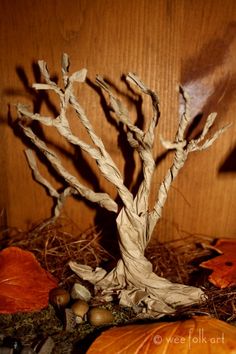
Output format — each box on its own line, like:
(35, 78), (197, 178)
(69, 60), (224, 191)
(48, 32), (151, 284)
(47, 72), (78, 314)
(0, 0), (236, 241)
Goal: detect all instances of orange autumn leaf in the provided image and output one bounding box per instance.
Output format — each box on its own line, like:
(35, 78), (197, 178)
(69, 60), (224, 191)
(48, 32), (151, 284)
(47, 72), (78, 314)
(0, 246), (58, 313)
(200, 239), (236, 288)
(87, 316), (236, 354)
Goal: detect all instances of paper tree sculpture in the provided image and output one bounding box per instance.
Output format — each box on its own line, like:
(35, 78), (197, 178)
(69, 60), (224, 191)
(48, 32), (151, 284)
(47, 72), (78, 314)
(16, 54), (230, 317)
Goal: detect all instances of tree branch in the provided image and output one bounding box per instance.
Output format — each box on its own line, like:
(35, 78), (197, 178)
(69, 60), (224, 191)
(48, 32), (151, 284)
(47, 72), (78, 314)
(126, 73), (160, 215)
(17, 54), (135, 211)
(25, 149), (77, 218)
(96, 74), (161, 216)
(19, 123), (118, 213)
(147, 90), (231, 240)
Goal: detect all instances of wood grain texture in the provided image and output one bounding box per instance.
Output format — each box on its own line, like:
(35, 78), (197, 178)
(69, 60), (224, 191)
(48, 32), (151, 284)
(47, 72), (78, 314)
(0, 0), (236, 242)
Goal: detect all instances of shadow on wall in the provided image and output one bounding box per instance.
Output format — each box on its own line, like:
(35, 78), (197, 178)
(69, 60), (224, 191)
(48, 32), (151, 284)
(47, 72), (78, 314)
(219, 145), (236, 173)
(181, 22), (236, 173)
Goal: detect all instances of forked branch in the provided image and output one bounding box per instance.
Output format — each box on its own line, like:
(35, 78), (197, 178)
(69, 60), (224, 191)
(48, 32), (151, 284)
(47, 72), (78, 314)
(17, 54), (231, 242)
(147, 91), (231, 239)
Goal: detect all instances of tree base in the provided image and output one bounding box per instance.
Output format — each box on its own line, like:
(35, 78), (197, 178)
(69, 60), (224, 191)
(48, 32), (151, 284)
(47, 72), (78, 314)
(69, 258), (205, 318)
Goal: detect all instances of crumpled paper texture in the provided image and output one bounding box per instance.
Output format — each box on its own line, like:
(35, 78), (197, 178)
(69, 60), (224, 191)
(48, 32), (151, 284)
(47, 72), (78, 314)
(17, 53), (230, 317)
(69, 207), (205, 317)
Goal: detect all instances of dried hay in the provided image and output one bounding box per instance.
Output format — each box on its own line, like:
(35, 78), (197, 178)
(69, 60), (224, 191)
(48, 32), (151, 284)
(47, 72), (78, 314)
(146, 234), (236, 323)
(1, 216), (236, 323)
(0, 215), (114, 288)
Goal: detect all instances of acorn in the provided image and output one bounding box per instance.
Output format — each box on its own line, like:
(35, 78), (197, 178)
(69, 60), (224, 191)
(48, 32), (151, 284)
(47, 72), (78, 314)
(49, 287), (70, 308)
(87, 307), (114, 326)
(71, 300), (89, 319)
